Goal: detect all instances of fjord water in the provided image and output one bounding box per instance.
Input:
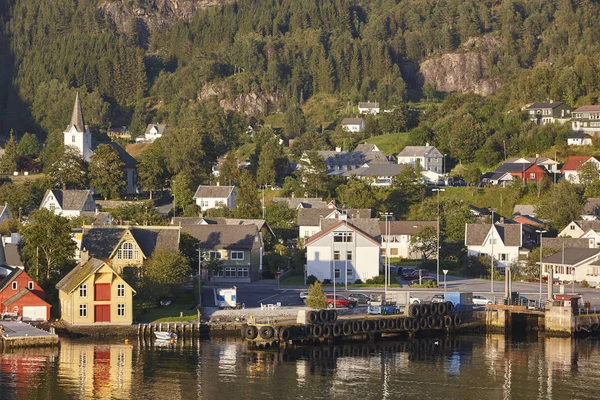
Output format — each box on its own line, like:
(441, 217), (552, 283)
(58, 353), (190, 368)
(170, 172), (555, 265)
(1, 335), (600, 399)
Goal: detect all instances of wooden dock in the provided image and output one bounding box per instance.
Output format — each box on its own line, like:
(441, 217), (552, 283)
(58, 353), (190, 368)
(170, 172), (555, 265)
(0, 322), (59, 348)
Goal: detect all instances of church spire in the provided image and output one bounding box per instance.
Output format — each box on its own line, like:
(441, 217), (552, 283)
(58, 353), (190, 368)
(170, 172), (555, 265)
(69, 92), (86, 133)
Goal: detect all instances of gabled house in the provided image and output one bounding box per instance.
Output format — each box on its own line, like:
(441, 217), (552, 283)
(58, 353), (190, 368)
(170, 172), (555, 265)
(568, 131), (593, 146)
(481, 171), (514, 187)
(341, 118), (365, 132)
(79, 225), (181, 274)
(143, 123), (167, 142)
(298, 208), (371, 238)
(272, 197), (329, 209)
(56, 257), (136, 325)
(494, 162), (548, 183)
(41, 189), (96, 218)
(342, 163), (405, 186)
(465, 223), (522, 268)
(0, 269), (50, 321)
(171, 217), (275, 243)
(397, 145), (444, 174)
(193, 185), (236, 210)
(539, 248), (600, 285)
(358, 102), (380, 115)
(0, 204), (11, 225)
(308, 149), (389, 176)
(571, 105), (600, 134)
(525, 102), (571, 125)
(581, 198), (600, 221)
(561, 156), (600, 183)
(503, 156), (559, 173)
(305, 221), (381, 283)
(380, 221), (438, 259)
(181, 225), (264, 282)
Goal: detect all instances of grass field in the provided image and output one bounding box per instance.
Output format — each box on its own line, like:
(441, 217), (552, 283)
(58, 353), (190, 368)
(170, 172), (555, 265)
(365, 132), (410, 156)
(5, 173), (46, 184)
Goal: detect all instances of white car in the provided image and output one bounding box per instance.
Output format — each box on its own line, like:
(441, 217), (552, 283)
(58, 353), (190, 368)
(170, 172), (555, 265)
(410, 295), (422, 304)
(473, 295), (494, 306)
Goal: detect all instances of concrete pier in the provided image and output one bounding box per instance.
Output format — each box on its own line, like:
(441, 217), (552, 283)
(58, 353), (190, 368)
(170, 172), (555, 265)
(0, 322), (59, 348)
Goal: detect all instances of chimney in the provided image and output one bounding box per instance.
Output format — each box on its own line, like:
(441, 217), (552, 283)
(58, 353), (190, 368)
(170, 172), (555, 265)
(536, 154), (540, 159)
(80, 248), (89, 264)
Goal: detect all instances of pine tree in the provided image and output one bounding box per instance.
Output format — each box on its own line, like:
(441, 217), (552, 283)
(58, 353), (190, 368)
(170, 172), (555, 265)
(0, 133), (19, 174)
(234, 170), (261, 218)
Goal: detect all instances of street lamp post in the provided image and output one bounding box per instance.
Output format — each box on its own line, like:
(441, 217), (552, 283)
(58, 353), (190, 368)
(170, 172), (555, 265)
(443, 269), (448, 293)
(197, 247), (203, 309)
(536, 229), (547, 301)
(443, 154), (447, 176)
(489, 208), (496, 293)
(432, 188), (445, 283)
(381, 212), (393, 299)
(331, 233), (336, 309)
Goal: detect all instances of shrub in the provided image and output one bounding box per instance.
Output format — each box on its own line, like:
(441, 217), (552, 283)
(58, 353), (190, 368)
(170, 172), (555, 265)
(366, 275), (386, 284)
(582, 280), (590, 288)
(306, 275), (318, 285)
(323, 279), (332, 284)
(261, 270), (275, 279)
(411, 280), (438, 289)
(305, 281), (327, 309)
(354, 279), (363, 284)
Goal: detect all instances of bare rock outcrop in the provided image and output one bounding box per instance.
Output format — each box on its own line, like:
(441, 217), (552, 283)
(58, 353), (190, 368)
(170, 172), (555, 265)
(199, 85), (283, 116)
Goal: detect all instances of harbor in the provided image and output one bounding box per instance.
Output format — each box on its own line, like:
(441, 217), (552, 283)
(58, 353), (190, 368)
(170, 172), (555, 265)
(0, 321), (58, 348)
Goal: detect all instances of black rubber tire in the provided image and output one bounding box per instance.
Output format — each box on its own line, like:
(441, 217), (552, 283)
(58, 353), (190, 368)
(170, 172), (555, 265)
(322, 324), (333, 338)
(343, 321), (353, 336)
(419, 303), (429, 317)
(438, 302), (447, 316)
(427, 315), (436, 329)
(305, 324), (314, 337)
(396, 318), (404, 330)
(387, 318), (396, 330)
(333, 323), (343, 337)
(352, 321), (362, 334)
(446, 302), (455, 314)
(308, 311), (319, 324)
(408, 304), (420, 318)
(413, 318), (420, 331)
(576, 324), (583, 332)
(382, 309), (388, 315)
(393, 308), (400, 315)
(453, 314), (462, 327)
(279, 327), (291, 341)
(241, 324), (248, 338)
(444, 315), (453, 328)
(313, 324), (323, 338)
(348, 303), (356, 309)
(435, 316), (444, 329)
(319, 309), (329, 323)
(245, 326), (258, 340)
(430, 303), (439, 316)
(362, 320), (371, 332)
(378, 319), (387, 331)
(403, 318), (412, 331)
(328, 310), (338, 323)
(419, 318), (428, 330)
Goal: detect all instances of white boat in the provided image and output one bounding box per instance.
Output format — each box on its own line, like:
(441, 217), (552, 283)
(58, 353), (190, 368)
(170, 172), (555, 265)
(154, 331), (177, 340)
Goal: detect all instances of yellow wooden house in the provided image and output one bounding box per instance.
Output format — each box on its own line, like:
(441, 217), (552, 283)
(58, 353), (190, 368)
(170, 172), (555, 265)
(56, 257), (135, 325)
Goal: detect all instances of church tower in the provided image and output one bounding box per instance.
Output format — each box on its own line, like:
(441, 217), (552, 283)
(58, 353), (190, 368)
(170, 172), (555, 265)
(64, 92), (92, 162)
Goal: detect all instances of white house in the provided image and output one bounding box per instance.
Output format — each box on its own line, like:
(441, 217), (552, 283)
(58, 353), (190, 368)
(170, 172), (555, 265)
(539, 248), (600, 285)
(342, 163), (405, 186)
(397, 144), (444, 173)
(568, 131), (593, 146)
(561, 156), (600, 183)
(380, 221), (438, 259)
(143, 124), (168, 142)
(358, 102), (380, 115)
(193, 185), (236, 210)
(465, 223), (522, 268)
(341, 118), (365, 132)
(40, 190), (96, 218)
(305, 221), (381, 283)
(298, 208), (371, 238)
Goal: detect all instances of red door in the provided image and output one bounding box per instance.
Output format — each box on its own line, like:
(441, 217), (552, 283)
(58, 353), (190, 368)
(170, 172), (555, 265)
(94, 305), (111, 322)
(95, 284), (111, 301)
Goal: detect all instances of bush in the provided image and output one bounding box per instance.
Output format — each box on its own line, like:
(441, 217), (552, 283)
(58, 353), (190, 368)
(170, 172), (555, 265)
(261, 270), (275, 279)
(411, 280), (438, 288)
(306, 275), (318, 285)
(305, 281), (327, 309)
(366, 275), (386, 284)
(582, 279), (590, 288)
(354, 279), (363, 284)
(323, 279), (332, 284)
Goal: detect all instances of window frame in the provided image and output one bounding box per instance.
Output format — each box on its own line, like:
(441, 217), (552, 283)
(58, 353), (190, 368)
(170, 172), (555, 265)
(117, 284), (125, 298)
(209, 251), (222, 260)
(230, 251), (244, 261)
(237, 267), (249, 278)
(79, 284), (87, 298)
(333, 250), (340, 260)
(346, 251), (353, 261)
(11, 281), (17, 290)
(117, 303), (125, 317)
(224, 267), (236, 278)
(79, 304), (87, 318)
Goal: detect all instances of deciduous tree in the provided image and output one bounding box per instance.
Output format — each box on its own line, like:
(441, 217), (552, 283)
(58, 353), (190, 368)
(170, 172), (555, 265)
(89, 144), (125, 200)
(47, 146), (88, 190)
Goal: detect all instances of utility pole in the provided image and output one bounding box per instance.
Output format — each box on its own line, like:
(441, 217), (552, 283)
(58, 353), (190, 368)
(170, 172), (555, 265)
(536, 229), (547, 301)
(432, 188), (445, 283)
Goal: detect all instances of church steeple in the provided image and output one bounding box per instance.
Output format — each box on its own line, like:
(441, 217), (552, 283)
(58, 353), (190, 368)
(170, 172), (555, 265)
(68, 92), (86, 133)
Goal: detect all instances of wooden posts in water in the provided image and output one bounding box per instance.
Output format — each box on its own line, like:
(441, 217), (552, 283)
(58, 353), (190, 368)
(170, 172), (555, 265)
(137, 322), (208, 339)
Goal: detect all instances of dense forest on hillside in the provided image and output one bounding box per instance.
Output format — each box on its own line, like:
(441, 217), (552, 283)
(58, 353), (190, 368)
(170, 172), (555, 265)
(1, 0), (600, 169)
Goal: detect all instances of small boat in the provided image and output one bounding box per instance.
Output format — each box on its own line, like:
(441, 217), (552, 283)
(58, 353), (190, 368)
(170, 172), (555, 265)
(154, 331), (177, 340)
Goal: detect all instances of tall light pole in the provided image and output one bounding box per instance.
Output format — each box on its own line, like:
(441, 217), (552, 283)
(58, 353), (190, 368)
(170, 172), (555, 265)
(536, 229), (547, 301)
(443, 154), (447, 177)
(331, 232), (336, 309)
(489, 208), (496, 293)
(443, 269), (448, 293)
(381, 212), (393, 298)
(432, 188), (445, 283)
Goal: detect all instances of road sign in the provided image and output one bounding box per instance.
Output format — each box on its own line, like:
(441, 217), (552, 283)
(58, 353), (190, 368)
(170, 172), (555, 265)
(443, 270), (449, 275)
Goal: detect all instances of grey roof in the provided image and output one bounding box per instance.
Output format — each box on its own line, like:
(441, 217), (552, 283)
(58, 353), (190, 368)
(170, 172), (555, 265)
(4, 288), (49, 306)
(354, 143), (379, 153)
(382, 221), (438, 235)
(4, 243), (23, 267)
(526, 102), (564, 110)
(358, 102), (379, 109)
(181, 225), (261, 250)
(193, 185), (235, 199)
(341, 118), (364, 125)
(81, 226), (180, 259)
(575, 220), (600, 232)
(92, 142), (138, 168)
(81, 211), (112, 225)
(504, 157), (557, 165)
(56, 258), (107, 293)
(582, 198), (600, 216)
(569, 131), (592, 139)
(298, 208), (372, 227)
(45, 190), (92, 211)
(495, 162), (533, 173)
(540, 248), (600, 265)
(542, 238), (592, 250)
(513, 205), (536, 217)
(66, 92), (85, 133)
(398, 146), (441, 158)
(573, 105), (600, 113)
(321, 218), (382, 238)
(342, 163), (405, 177)
(174, 217), (274, 237)
(465, 223), (522, 247)
(316, 150), (389, 166)
(0, 268), (23, 293)
(272, 197), (328, 209)
(145, 124), (168, 136)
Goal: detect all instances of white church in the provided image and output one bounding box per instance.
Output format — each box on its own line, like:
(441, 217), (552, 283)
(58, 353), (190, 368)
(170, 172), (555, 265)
(64, 93), (138, 194)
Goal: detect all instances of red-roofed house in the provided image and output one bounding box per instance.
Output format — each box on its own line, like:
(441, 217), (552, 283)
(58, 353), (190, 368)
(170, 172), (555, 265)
(561, 156), (600, 183)
(305, 221), (381, 283)
(0, 269), (50, 321)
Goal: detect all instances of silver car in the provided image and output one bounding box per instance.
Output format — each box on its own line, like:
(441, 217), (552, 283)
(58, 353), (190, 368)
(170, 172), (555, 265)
(473, 295), (494, 305)
(299, 291), (308, 302)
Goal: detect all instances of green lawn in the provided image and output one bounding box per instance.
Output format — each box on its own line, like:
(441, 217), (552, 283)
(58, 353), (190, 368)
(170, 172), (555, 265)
(281, 275), (305, 286)
(365, 132), (410, 156)
(136, 303), (200, 323)
(280, 275), (402, 288)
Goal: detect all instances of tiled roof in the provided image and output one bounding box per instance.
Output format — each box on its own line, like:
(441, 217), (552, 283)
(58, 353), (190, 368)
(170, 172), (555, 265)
(56, 258), (108, 293)
(397, 146), (440, 158)
(526, 102), (564, 110)
(513, 205), (536, 217)
(298, 208), (371, 226)
(576, 220), (600, 232)
(3, 288), (50, 307)
(560, 156), (595, 172)
(181, 225), (261, 250)
(272, 197), (328, 209)
(569, 131), (592, 139)
(353, 143), (379, 153)
(573, 105), (600, 113)
(512, 215), (544, 227)
(193, 185), (235, 199)
(543, 238), (592, 250)
(342, 163), (405, 177)
(81, 226), (180, 259)
(304, 221), (381, 247)
(540, 248), (600, 265)
(321, 218), (382, 238)
(465, 223), (522, 247)
(4, 243), (23, 267)
(45, 190), (92, 211)
(341, 118), (364, 125)
(381, 221), (438, 235)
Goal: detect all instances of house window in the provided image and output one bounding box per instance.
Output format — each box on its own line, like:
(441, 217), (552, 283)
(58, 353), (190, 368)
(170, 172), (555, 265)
(201, 200), (209, 208)
(117, 242), (138, 260)
(117, 304), (125, 317)
(529, 173), (535, 179)
(334, 269), (340, 278)
(334, 251), (340, 260)
(79, 284), (87, 298)
(11, 282), (17, 290)
(117, 284), (125, 298)
(79, 304), (87, 317)
(224, 267), (236, 277)
(391, 248), (398, 256)
(209, 251), (222, 260)
(347, 268), (353, 276)
(72, 135), (75, 143)
(237, 267), (249, 278)
(346, 251), (353, 261)
(28, 281), (34, 290)
(500, 254), (508, 261)
(230, 251), (244, 260)
(333, 232), (353, 242)
(570, 225), (575, 230)
(49, 203), (56, 211)
(214, 268), (224, 277)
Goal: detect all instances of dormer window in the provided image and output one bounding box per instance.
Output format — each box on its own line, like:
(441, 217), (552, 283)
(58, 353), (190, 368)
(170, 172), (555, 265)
(117, 242), (138, 260)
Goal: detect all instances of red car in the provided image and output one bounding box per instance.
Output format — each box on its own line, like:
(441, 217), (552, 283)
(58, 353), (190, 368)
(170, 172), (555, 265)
(326, 294), (357, 309)
(404, 269), (429, 280)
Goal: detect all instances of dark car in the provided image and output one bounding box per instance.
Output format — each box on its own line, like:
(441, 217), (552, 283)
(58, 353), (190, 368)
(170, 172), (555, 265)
(404, 269), (429, 280)
(431, 294), (445, 303)
(326, 294), (357, 309)
(400, 268), (416, 279)
(348, 293), (373, 305)
(453, 179), (467, 187)
(409, 276), (438, 287)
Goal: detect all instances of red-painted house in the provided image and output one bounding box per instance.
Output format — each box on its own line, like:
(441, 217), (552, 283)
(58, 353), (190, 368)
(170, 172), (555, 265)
(0, 269), (50, 321)
(512, 163), (548, 182)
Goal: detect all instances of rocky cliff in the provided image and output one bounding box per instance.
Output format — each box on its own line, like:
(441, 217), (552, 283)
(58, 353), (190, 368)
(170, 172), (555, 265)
(199, 85), (283, 116)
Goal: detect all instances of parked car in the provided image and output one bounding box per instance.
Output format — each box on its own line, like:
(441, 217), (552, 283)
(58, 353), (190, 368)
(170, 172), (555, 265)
(404, 269), (429, 280)
(348, 293), (373, 305)
(400, 268), (416, 279)
(431, 294), (445, 303)
(299, 291), (308, 302)
(453, 179), (467, 187)
(542, 276), (560, 284)
(326, 294), (357, 309)
(472, 295), (494, 305)
(409, 276), (438, 286)
(389, 265), (399, 275)
(410, 295), (422, 304)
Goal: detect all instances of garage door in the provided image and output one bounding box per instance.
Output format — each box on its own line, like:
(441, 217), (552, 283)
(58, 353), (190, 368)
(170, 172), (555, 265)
(22, 306), (47, 322)
(95, 305), (111, 323)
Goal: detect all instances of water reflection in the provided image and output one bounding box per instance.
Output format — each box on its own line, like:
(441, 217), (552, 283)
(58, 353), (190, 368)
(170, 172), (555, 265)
(1, 335), (600, 399)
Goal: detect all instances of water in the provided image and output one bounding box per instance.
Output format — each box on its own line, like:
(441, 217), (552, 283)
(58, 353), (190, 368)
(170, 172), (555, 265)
(2, 335), (600, 400)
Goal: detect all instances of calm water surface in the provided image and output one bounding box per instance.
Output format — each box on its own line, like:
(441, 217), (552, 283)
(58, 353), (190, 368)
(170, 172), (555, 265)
(1, 335), (600, 399)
